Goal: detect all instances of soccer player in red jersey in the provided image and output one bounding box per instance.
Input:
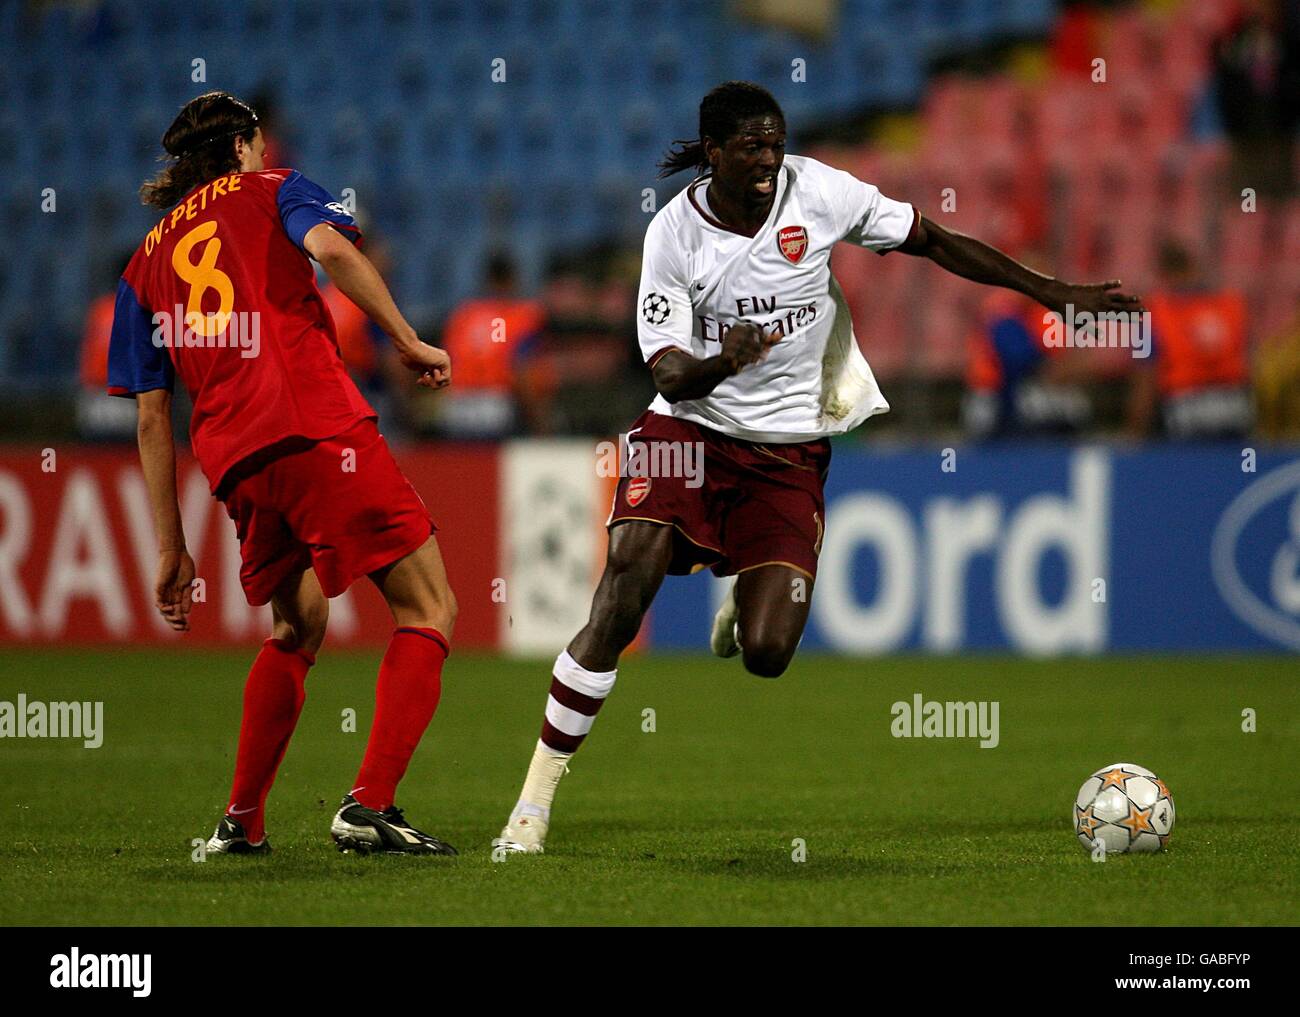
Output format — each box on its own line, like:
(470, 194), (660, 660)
(108, 92), (458, 855)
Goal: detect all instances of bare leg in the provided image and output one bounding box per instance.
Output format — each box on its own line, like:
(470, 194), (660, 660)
(269, 566), (329, 656)
(735, 564), (813, 678)
(568, 521), (675, 670)
(368, 535), (458, 636)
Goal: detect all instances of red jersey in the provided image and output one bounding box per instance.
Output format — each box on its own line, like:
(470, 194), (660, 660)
(107, 168), (375, 491)
(1148, 290), (1249, 395)
(441, 296), (544, 392)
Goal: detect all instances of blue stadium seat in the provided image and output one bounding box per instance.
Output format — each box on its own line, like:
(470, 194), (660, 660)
(0, 0), (1066, 375)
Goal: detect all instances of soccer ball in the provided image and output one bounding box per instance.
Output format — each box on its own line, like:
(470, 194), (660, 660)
(1073, 762), (1174, 854)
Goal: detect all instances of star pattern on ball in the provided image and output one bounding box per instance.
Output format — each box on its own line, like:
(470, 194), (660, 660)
(1075, 804), (1101, 839)
(1152, 777), (1172, 800)
(1097, 767), (1136, 791)
(641, 292), (670, 325)
(1117, 800), (1155, 842)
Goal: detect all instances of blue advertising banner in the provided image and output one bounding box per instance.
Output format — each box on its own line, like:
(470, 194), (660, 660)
(648, 445), (1300, 654)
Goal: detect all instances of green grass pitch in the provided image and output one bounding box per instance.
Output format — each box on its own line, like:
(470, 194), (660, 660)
(0, 649), (1295, 925)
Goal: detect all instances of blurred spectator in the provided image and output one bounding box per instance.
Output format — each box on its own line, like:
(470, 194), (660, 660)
(1127, 241), (1252, 439)
(1049, 3), (1104, 78)
(427, 252), (544, 438)
(1254, 306), (1300, 438)
(76, 249), (138, 440)
(1212, 0), (1300, 197)
(515, 247), (651, 436)
(962, 285), (1092, 439)
(321, 278), (379, 383)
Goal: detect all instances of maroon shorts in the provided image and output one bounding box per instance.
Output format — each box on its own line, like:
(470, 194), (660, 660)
(218, 418), (435, 605)
(607, 410), (831, 579)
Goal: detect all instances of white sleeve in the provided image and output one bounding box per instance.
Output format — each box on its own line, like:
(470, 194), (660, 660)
(636, 215), (694, 365)
(822, 164), (916, 253)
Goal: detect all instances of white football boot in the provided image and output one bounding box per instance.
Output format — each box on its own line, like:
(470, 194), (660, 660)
(494, 744), (572, 855)
(709, 579), (741, 658)
(494, 803), (549, 855)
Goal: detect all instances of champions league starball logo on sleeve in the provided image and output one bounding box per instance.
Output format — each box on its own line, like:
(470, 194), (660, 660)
(642, 292), (671, 326)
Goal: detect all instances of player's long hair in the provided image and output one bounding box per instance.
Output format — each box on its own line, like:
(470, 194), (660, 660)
(658, 81), (785, 179)
(139, 92), (260, 209)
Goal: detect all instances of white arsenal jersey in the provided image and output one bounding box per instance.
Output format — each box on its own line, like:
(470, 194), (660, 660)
(636, 154), (916, 442)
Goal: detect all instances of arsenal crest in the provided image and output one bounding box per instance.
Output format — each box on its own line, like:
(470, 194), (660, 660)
(625, 476), (652, 507)
(778, 225), (808, 264)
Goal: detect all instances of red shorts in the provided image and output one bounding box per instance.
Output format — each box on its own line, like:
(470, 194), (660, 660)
(607, 410), (831, 579)
(218, 418), (435, 605)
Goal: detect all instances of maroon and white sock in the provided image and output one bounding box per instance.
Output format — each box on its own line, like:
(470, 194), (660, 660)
(512, 650), (616, 823)
(540, 649), (617, 754)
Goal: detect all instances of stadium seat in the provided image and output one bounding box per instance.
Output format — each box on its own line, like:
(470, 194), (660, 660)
(0, 0), (1267, 385)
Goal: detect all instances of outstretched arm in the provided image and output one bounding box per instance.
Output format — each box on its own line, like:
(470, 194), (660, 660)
(897, 214), (1143, 319)
(303, 223), (450, 389)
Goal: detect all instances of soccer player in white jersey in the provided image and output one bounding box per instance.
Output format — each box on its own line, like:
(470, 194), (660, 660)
(495, 81), (1141, 853)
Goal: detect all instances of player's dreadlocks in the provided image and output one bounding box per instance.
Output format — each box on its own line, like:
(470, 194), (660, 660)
(658, 81), (785, 179)
(139, 91), (260, 209)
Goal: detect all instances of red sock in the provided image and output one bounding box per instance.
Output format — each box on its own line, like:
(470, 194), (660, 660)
(226, 638), (313, 843)
(352, 627), (449, 812)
